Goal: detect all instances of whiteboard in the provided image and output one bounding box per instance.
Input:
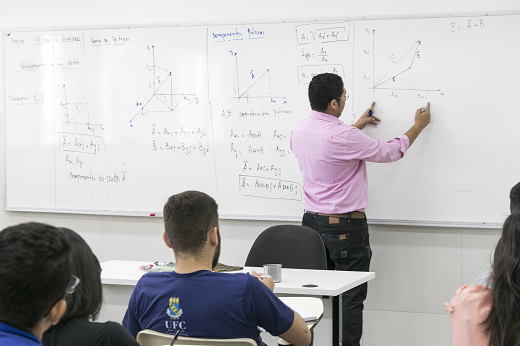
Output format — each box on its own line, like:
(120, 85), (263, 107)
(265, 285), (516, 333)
(3, 15), (519, 225)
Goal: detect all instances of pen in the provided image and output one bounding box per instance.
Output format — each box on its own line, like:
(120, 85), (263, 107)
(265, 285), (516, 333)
(170, 329), (181, 346)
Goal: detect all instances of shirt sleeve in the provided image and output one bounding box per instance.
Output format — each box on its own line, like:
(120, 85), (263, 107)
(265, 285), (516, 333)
(122, 285), (142, 338)
(446, 285), (492, 346)
(243, 276), (295, 336)
(342, 128), (409, 163)
(474, 270), (492, 288)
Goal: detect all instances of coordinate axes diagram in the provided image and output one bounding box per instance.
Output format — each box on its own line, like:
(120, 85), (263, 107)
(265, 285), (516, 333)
(229, 50), (287, 104)
(60, 84), (103, 135)
(130, 46), (199, 126)
(370, 32), (441, 93)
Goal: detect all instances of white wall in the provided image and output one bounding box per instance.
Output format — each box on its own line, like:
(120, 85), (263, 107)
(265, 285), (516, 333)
(1, 1), (516, 345)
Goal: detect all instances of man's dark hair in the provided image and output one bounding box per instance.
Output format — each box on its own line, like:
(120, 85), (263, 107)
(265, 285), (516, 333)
(308, 73), (344, 112)
(510, 181), (520, 214)
(163, 191), (219, 256)
(0, 223), (72, 331)
(56, 227), (102, 323)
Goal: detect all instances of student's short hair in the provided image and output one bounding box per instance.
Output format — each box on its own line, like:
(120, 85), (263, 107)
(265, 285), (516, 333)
(56, 228), (102, 323)
(308, 73), (344, 112)
(510, 181), (520, 214)
(0, 223), (72, 331)
(163, 191), (219, 256)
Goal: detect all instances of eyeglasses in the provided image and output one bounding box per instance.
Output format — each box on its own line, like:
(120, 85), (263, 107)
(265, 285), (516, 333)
(66, 275), (81, 294)
(43, 275), (81, 317)
(335, 93), (349, 104)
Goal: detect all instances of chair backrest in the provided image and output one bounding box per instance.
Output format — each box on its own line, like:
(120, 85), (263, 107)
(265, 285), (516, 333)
(245, 225), (327, 270)
(137, 329), (257, 346)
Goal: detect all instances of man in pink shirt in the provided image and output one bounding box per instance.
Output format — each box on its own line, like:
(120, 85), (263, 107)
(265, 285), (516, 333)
(290, 73), (430, 346)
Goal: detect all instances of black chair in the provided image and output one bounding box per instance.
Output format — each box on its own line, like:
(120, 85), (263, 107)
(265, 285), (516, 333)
(245, 224), (327, 270)
(246, 225), (326, 346)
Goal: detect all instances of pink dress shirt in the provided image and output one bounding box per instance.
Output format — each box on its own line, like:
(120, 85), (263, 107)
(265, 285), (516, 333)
(445, 285), (492, 346)
(290, 110), (409, 214)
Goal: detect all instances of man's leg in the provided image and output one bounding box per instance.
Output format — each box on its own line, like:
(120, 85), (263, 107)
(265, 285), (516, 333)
(303, 213), (372, 346)
(336, 223), (371, 346)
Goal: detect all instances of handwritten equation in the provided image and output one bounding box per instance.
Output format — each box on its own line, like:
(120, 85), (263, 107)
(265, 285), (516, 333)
(296, 22), (350, 45)
(239, 175), (302, 200)
(59, 133), (106, 155)
(297, 64), (345, 84)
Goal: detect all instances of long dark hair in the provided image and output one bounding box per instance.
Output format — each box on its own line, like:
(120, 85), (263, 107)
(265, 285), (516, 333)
(57, 228), (103, 322)
(483, 214), (520, 345)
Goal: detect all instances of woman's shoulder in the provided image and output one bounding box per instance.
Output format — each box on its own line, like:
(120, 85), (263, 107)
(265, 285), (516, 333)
(445, 284), (492, 316)
(44, 318), (139, 346)
(101, 321), (141, 346)
(451, 284), (491, 303)
(445, 285), (493, 346)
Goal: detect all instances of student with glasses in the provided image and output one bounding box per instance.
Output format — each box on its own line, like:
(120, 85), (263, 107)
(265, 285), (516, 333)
(0, 223), (73, 346)
(43, 228), (140, 346)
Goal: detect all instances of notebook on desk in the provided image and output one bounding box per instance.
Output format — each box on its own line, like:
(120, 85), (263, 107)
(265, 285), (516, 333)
(279, 297), (318, 322)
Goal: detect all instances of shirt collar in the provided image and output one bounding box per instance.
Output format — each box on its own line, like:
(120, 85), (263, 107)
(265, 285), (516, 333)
(171, 269), (212, 278)
(309, 110), (344, 124)
(0, 321), (41, 345)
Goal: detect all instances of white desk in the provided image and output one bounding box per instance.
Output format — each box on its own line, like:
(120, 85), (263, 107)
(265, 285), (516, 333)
(100, 260), (374, 346)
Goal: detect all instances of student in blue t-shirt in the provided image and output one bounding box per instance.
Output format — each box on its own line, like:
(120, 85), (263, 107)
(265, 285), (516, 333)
(123, 191), (311, 346)
(0, 223), (75, 346)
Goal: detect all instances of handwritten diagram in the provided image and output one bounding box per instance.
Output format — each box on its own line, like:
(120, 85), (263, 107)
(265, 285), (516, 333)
(60, 84), (104, 135)
(369, 31), (441, 93)
(228, 50), (287, 104)
(130, 46), (199, 126)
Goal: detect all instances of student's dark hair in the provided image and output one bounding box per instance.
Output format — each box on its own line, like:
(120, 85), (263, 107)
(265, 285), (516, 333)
(163, 191), (219, 256)
(308, 73), (344, 112)
(0, 223), (72, 331)
(510, 181), (520, 214)
(483, 213), (520, 346)
(56, 227), (102, 323)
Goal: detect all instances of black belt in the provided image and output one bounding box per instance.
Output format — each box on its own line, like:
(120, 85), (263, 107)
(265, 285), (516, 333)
(305, 211), (366, 219)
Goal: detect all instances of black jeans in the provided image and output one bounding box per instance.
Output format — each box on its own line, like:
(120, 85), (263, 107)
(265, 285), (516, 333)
(302, 212), (372, 346)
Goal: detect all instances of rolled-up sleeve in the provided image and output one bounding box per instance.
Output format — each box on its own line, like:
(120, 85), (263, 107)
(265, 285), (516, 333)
(343, 129), (409, 163)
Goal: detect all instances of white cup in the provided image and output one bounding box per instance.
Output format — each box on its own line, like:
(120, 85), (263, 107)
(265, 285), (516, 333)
(263, 264), (282, 283)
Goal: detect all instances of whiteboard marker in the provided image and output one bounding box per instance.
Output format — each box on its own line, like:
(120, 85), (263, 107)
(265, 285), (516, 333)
(368, 110), (373, 117)
(150, 213), (155, 216)
(420, 107), (426, 113)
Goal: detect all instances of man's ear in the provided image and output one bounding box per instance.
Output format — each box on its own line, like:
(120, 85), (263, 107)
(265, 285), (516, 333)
(163, 232), (173, 248)
(208, 226), (218, 246)
(48, 299), (67, 326)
